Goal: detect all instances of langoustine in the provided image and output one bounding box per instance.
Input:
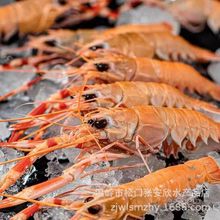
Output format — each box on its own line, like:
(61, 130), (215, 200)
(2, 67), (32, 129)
(5, 51), (220, 142)
(6, 153), (219, 220)
(1, 105), (220, 207)
(80, 31), (220, 63)
(0, 23), (172, 62)
(0, 0), (111, 42)
(72, 154), (220, 220)
(0, 23), (174, 99)
(7, 81), (220, 138)
(1, 28), (217, 106)
(2, 50), (220, 106)
(9, 153), (220, 220)
(70, 52), (220, 100)
(27, 23), (173, 52)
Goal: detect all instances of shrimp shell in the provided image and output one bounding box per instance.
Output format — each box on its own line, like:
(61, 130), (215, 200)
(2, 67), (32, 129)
(133, 105), (220, 149)
(84, 105), (220, 154)
(82, 32), (220, 63)
(81, 82), (220, 121)
(73, 154), (220, 220)
(0, 0), (65, 40)
(78, 53), (220, 101)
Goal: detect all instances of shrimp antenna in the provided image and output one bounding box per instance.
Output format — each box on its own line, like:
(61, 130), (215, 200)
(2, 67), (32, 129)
(0, 108), (74, 123)
(81, 163), (145, 179)
(57, 185), (94, 198)
(65, 52), (91, 66)
(20, 110), (79, 141)
(56, 43), (77, 54)
(0, 193), (68, 209)
(0, 134), (96, 165)
(74, 80), (104, 153)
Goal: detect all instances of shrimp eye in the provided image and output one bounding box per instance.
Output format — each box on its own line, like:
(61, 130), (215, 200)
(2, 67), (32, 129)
(84, 197), (94, 203)
(88, 119), (107, 129)
(31, 48), (39, 56)
(94, 119), (107, 129)
(44, 40), (57, 47)
(83, 93), (97, 101)
(88, 205), (103, 215)
(95, 63), (109, 72)
(58, 0), (67, 5)
(88, 119), (94, 125)
(89, 44), (104, 51)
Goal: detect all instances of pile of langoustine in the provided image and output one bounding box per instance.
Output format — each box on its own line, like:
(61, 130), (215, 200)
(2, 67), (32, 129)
(0, 0), (220, 41)
(0, 3), (220, 220)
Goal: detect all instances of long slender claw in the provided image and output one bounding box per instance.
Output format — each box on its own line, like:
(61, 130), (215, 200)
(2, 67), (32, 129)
(10, 204), (40, 220)
(0, 136), (66, 193)
(0, 138), (39, 151)
(10, 110), (69, 131)
(10, 198), (82, 220)
(0, 175), (73, 209)
(8, 102), (49, 142)
(8, 86), (72, 142)
(0, 153), (128, 208)
(0, 134), (95, 193)
(30, 102), (48, 115)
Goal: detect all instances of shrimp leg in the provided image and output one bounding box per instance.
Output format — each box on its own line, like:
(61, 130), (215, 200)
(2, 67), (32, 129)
(0, 153), (128, 209)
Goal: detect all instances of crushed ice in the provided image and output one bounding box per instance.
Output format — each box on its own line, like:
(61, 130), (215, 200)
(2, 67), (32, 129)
(0, 70), (35, 97)
(208, 48), (220, 84)
(0, 119), (10, 141)
(117, 5), (180, 35)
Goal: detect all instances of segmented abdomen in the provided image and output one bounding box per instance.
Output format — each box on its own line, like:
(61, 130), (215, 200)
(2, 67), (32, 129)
(133, 106), (220, 148)
(116, 81), (219, 116)
(107, 32), (155, 58)
(115, 156), (219, 217)
(117, 81), (196, 108)
(134, 58), (220, 101)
